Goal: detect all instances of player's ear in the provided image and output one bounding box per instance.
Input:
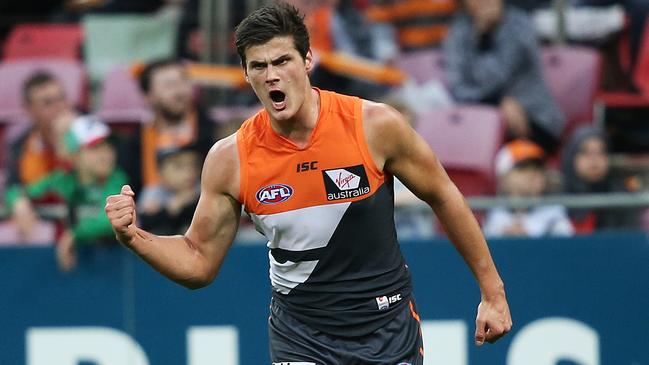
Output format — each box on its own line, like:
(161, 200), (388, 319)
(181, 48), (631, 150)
(242, 62), (250, 84)
(305, 49), (314, 73)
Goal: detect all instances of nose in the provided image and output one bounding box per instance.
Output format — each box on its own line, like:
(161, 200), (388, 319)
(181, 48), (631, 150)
(265, 64), (279, 84)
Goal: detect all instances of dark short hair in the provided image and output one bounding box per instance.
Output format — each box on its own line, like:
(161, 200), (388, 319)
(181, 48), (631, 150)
(138, 58), (183, 94)
(234, 2), (310, 68)
(23, 71), (58, 103)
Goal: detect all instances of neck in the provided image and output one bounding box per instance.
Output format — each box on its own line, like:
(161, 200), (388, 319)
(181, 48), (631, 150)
(270, 87), (320, 147)
(76, 168), (95, 185)
(35, 126), (54, 149)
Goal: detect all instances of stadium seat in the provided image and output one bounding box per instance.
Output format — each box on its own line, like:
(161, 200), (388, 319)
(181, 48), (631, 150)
(416, 105), (504, 196)
(540, 46), (602, 139)
(0, 220), (56, 246)
(3, 23), (83, 60)
(0, 59), (86, 123)
(396, 49), (447, 85)
(96, 64), (152, 124)
(634, 19), (649, 97)
(597, 19), (649, 108)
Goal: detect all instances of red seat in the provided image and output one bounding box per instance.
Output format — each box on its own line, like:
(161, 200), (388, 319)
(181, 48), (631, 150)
(397, 49), (447, 85)
(96, 64), (152, 125)
(0, 59), (86, 123)
(416, 105), (504, 196)
(541, 46), (602, 139)
(597, 19), (649, 108)
(3, 24), (83, 60)
(634, 18), (649, 96)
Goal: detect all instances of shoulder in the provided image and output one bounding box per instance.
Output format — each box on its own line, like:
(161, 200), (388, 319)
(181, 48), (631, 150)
(486, 207), (513, 220)
(506, 7), (531, 22)
(361, 100), (415, 167)
(362, 100), (408, 129)
(201, 133), (240, 198)
(138, 184), (169, 202)
(503, 7), (535, 35)
(111, 167), (129, 183)
(533, 204), (569, 218)
(362, 100), (412, 144)
(10, 127), (34, 151)
(449, 12), (472, 31)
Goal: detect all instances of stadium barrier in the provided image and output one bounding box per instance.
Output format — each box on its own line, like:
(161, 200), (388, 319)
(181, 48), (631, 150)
(1, 232), (647, 364)
(2, 191), (648, 219)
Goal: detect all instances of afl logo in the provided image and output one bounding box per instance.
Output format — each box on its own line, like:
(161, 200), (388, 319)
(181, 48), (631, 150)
(256, 184), (294, 204)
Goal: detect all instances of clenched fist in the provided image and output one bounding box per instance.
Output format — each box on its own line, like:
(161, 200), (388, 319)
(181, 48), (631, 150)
(105, 185), (138, 246)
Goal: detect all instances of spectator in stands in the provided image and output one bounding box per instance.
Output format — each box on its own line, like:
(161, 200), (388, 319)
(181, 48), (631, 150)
(304, 0), (399, 98)
(444, 0), (566, 153)
(5, 115), (128, 271)
(365, 0), (458, 52)
(121, 58), (216, 192)
(561, 126), (642, 233)
(6, 71), (75, 187)
(137, 144), (200, 235)
(483, 140), (574, 237)
(574, 0), (649, 69)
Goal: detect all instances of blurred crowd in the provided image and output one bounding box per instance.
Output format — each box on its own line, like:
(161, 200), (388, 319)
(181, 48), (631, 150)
(1, 0), (648, 270)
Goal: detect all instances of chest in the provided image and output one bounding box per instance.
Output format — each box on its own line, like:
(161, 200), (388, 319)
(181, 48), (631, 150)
(244, 141), (376, 216)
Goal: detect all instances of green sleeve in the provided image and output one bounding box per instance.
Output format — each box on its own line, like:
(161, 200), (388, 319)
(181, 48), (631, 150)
(72, 169), (129, 244)
(5, 171), (74, 212)
(5, 185), (24, 211)
(72, 214), (115, 243)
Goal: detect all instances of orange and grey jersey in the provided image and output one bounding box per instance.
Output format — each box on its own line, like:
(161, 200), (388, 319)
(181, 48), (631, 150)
(236, 89), (412, 337)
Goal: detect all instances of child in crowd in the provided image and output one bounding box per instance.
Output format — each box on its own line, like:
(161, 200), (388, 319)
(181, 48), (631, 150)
(482, 140), (574, 237)
(136, 144), (201, 235)
(6, 115), (128, 270)
(561, 126), (643, 232)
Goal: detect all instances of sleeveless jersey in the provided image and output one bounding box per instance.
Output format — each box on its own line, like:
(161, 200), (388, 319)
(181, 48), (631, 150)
(236, 89), (412, 337)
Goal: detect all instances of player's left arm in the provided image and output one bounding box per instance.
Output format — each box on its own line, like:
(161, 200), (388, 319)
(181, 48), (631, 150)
(362, 101), (512, 346)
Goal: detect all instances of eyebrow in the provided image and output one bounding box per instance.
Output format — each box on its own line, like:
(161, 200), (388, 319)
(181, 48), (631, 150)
(248, 54), (292, 68)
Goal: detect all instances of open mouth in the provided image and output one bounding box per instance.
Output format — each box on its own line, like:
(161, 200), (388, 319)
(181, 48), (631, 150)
(269, 90), (286, 110)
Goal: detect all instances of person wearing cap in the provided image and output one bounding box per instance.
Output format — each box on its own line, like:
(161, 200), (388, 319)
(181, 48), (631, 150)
(482, 139), (574, 237)
(136, 144), (201, 235)
(5, 115), (128, 271)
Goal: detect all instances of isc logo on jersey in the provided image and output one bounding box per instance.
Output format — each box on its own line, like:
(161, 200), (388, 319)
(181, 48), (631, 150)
(322, 165), (370, 201)
(256, 184), (294, 204)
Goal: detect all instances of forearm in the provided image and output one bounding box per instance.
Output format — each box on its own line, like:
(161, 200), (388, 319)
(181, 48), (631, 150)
(431, 186), (504, 296)
(124, 229), (215, 289)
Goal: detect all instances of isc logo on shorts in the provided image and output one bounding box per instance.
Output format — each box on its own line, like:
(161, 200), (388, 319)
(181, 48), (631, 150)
(256, 184), (294, 204)
(322, 165), (370, 201)
(376, 293), (402, 310)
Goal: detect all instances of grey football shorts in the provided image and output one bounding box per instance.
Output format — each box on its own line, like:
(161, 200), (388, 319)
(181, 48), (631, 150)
(268, 298), (424, 365)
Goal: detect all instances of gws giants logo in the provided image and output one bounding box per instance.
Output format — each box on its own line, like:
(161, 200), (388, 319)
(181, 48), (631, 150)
(322, 165), (370, 201)
(256, 184), (294, 204)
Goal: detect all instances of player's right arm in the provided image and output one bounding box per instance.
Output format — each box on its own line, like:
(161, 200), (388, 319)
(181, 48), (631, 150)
(105, 135), (242, 289)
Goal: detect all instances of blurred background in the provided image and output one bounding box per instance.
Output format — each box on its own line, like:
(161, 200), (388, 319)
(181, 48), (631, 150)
(0, 0), (648, 364)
